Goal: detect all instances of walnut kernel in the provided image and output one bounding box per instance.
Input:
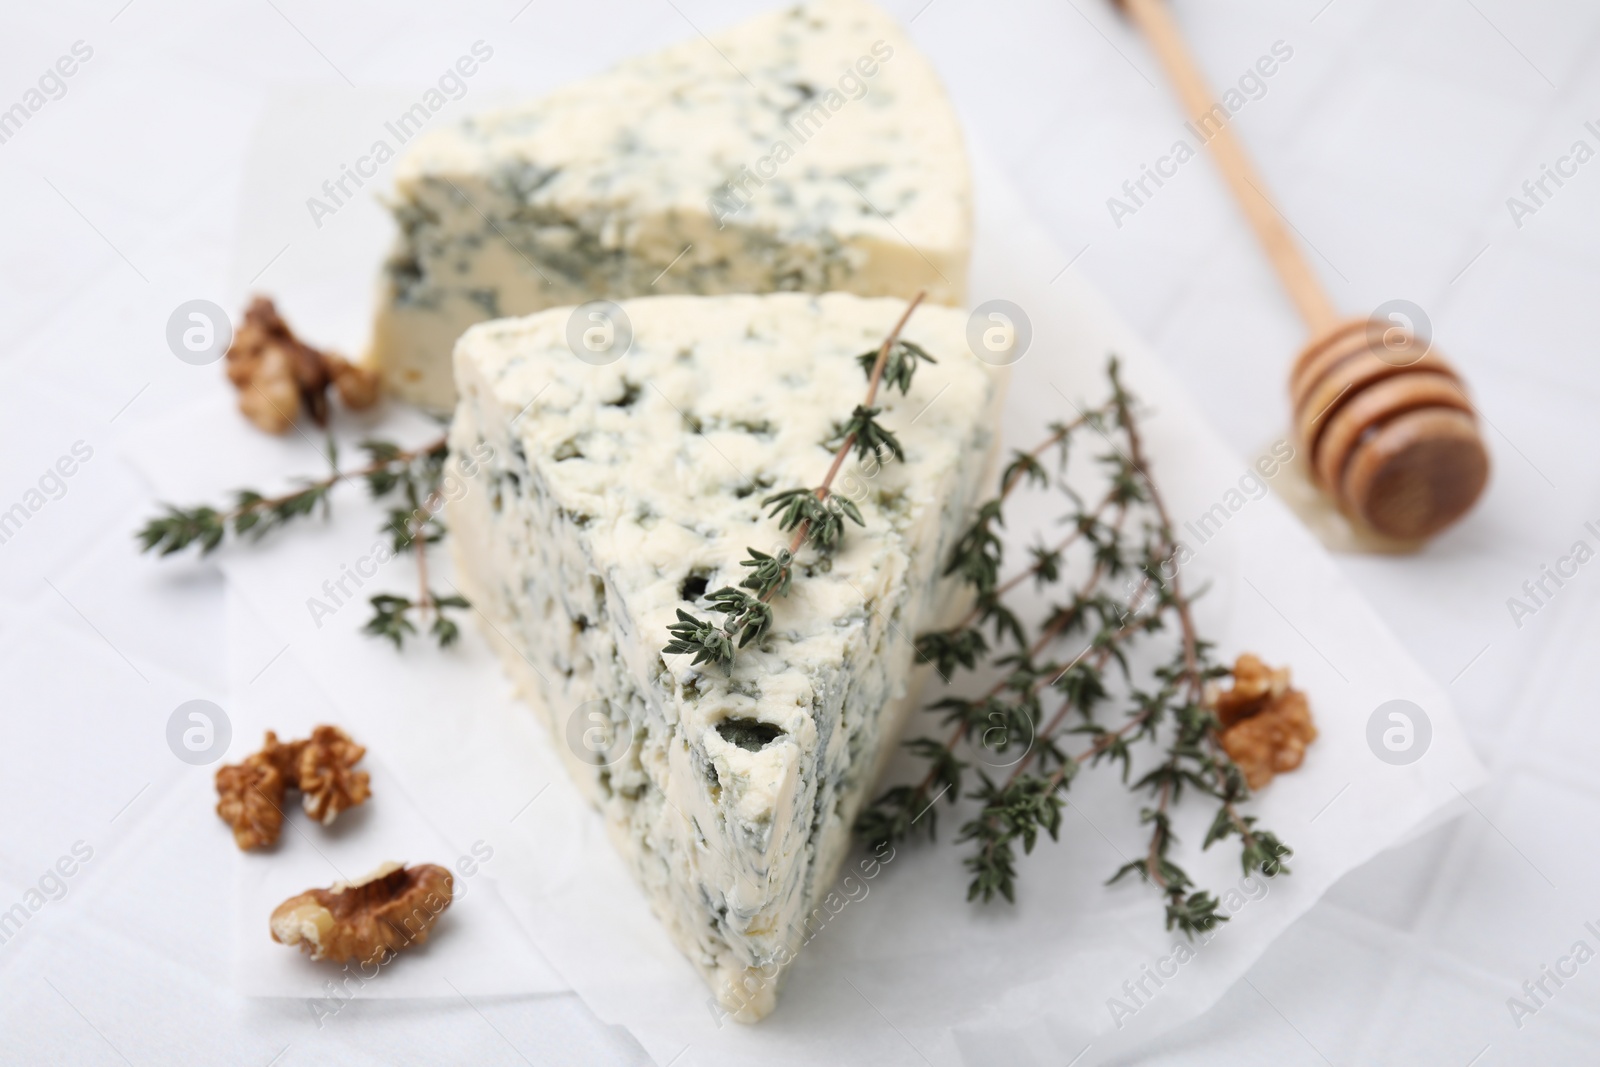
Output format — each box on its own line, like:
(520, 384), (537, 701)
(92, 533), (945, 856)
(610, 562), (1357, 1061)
(224, 296), (380, 434)
(297, 725), (371, 825)
(270, 862), (454, 966)
(1207, 654), (1317, 789)
(214, 754), (285, 851)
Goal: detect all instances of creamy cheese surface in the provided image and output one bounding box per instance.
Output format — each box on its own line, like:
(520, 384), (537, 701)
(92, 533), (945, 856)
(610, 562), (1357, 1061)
(372, 0), (970, 409)
(448, 293), (1004, 1019)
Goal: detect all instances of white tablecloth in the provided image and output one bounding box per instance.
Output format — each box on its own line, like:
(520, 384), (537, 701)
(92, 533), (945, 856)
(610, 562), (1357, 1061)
(3, 1), (1597, 1063)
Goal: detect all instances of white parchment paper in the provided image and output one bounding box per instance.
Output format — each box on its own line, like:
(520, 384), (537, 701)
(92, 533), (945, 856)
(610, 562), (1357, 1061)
(121, 94), (1486, 1064)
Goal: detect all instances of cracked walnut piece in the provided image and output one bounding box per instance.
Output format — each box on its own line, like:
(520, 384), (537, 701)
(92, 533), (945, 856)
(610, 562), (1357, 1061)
(271, 862), (454, 966)
(1207, 654), (1318, 790)
(214, 751), (286, 851)
(215, 727), (370, 850)
(297, 725), (372, 825)
(224, 296), (380, 434)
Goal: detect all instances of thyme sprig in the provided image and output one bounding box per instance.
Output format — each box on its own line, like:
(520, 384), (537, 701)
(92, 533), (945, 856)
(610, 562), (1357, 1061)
(665, 291), (929, 669)
(137, 436), (445, 556)
(858, 359), (1293, 936)
(137, 434), (470, 650)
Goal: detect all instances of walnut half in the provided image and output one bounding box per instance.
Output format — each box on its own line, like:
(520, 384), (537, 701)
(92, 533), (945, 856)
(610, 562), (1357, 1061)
(1206, 654), (1318, 790)
(270, 862), (454, 966)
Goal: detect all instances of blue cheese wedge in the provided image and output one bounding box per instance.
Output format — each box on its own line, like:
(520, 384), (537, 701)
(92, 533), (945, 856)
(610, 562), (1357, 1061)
(372, 0), (970, 410)
(448, 293), (1004, 1020)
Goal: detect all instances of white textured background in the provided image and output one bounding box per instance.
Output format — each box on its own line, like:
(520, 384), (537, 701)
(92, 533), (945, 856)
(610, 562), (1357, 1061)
(2, 0), (1598, 1063)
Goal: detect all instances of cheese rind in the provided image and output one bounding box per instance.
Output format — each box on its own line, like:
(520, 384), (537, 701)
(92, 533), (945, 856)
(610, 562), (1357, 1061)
(372, 0), (970, 410)
(448, 293), (1003, 1019)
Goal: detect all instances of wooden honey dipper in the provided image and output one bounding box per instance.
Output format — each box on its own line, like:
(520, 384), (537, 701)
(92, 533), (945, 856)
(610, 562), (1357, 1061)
(1114, 0), (1489, 543)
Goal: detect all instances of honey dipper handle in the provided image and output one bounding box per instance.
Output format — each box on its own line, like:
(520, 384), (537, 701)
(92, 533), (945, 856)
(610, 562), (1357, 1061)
(1118, 0), (1340, 334)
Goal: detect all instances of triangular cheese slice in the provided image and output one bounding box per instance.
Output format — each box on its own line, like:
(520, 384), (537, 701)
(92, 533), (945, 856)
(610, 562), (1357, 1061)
(449, 292), (1004, 1019)
(371, 0), (970, 409)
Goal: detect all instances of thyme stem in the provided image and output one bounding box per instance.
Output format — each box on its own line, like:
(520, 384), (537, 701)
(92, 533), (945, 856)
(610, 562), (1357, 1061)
(231, 436), (446, 525)
(1117, 388), (1265, 861)
(794, 289), (927, 567)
